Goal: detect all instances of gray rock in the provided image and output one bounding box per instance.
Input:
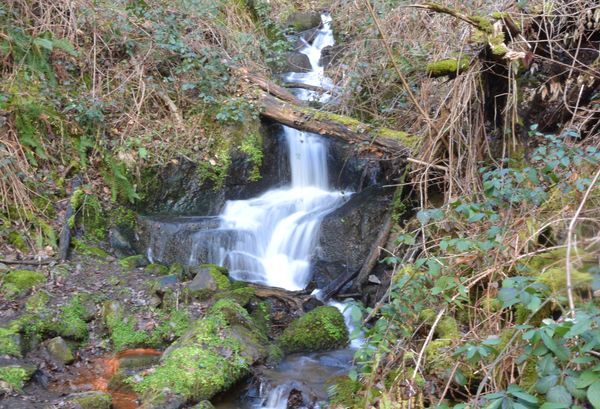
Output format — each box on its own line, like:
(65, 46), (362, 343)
(187, 267), (218, 294)
(285, 12), (322, 31)
(46, 337), (74, 364)
(109, 226), (136, 257)
(273, 52), (312, 74)
(311, 185), (393, 288)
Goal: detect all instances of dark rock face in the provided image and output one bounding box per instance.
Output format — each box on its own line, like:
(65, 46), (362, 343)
(273, 52), (312, 73)
(138, 122), (290, 217)
(311, 185), (393, 289)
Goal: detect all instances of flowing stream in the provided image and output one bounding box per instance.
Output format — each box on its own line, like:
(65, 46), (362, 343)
(193, 13), (348, 292)
(211, 13), (358, 409)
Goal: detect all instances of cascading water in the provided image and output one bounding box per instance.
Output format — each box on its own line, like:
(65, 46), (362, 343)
(196, 12), (348, 292)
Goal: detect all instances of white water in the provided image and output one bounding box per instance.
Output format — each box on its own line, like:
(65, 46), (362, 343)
(203, 13), (346, 292)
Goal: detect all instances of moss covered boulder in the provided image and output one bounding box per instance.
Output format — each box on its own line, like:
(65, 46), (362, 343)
(1, 269), (46, 296)
(46, 337), (74, 364)
(0, 361), (37, 391)
(66, 391), (112, 409)
(278, 306), (348, 354)
(186, 264), (231, 300)
(133, 299), (268, 404)
(285, 11), (322, 31)
(119, 254), (149, 270)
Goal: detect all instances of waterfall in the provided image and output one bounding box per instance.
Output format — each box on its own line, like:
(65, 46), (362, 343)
(199, 12), (348, 291)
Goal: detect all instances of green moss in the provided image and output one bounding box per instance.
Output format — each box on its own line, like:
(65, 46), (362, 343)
(0, 323), (22, 357)
(206, 264), (231, 290)
(437, 316), (459, 339)
(106, 314), (150, 351)
(329, 376), (364, 408)
(70, 189), (106, 240)
(133, 316), (249, 401)
(424, 339), (454, 375)
(73, 239), (109, 258)
(25, 290), (51, 313)
(145, 263), (170, 276)
(215, 287), (255, 306)
(426, 58), (470, 77)
(277, 306), (348, 354)
(470, 15), (494, 33)
(240, 131), (263, 182)
(67, 391), (112, 409)
(0, 365), (35, 391)
(109, 207), (137, 230)
(7, 231), (28, 252)
(2, 269), (46, 298)
(518, 358), (538, 392)
(119, 254), (148, 270)
(51, 296), (90, 341)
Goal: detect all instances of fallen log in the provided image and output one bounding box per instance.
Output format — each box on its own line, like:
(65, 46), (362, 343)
(234, 67), (417, 156)
(257, 93), (416, 156)
(249, 283), (308, 312)
(283, 82), (330, 94)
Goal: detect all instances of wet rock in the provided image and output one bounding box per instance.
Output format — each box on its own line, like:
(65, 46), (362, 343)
(277, 306), (348, 354)
(311, 185), (393, 288)
(319, 44), (343, 67)
(118, 352), (161, 370)
(46, 337), (74, 364)
(291, 28), (319, 50)
(273, 52), (312, 74)
(66, 391), (112, 409)
(285, 12), (322, 31)
(119, 254), (148, 270)
(302, 296), (324, 312)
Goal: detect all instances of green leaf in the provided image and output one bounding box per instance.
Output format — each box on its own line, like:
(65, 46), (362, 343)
(575, 370), (599, 388)
(348, 368), (358, 382)
(539, 403), (570, 409)
(588, 381), (600, 408)
(484, 398), (504, 409)
(536, 375), (559, 394)
(546, 385), (572, 406)
(33, 37), (54, 50)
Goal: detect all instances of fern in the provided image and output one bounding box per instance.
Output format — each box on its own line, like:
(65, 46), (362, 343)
(105, 158), (140, 204)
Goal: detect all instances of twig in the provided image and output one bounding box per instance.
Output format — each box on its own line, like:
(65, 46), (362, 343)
(0, 259), (54, 266)
(565, 168), (600, 318)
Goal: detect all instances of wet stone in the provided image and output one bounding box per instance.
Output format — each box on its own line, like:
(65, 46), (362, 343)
(65, 391), (112, 409)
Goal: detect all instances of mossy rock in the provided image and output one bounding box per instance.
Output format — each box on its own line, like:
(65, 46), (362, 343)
(0, 323), (23, 357)
(277, 306), (348, 354)
(424, 339), (454, 375)
(49, 296), (90, 341)
(25, 290), (51, 313)
(190, 401), (215, 409)
(0, 362), (36, 391)
(133, 299), (268, 403)
(186, 264), (231, 300)
(46, 337), (74, 364)
(145, 263), (170, 276)
(214, 286), (255, 306)
(119, 254), (149, 270)
(437, 316), (459, 339)
(73, 239), (110, 258)
(2, 269), (46, 296)
(66, 391), (112, 409)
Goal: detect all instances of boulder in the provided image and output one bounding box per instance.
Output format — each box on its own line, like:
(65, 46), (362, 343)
(186, 264), (231, 299)
(46, 337), (74, 364)
(0, 324), (23, 358)
(119, 254), (148, 270)
(134, 299), (268, 404)
(273, 52), (312, 74)
(277, 306), (348, 354)
(311, 185), (393, 288)
(285, 12), (322, 31)
(65, 391), (112, 409)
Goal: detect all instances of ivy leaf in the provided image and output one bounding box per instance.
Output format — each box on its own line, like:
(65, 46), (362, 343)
(546, 385), (572, 406)
(587, 381), (600, 408)
(536, 375), (559, 394)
